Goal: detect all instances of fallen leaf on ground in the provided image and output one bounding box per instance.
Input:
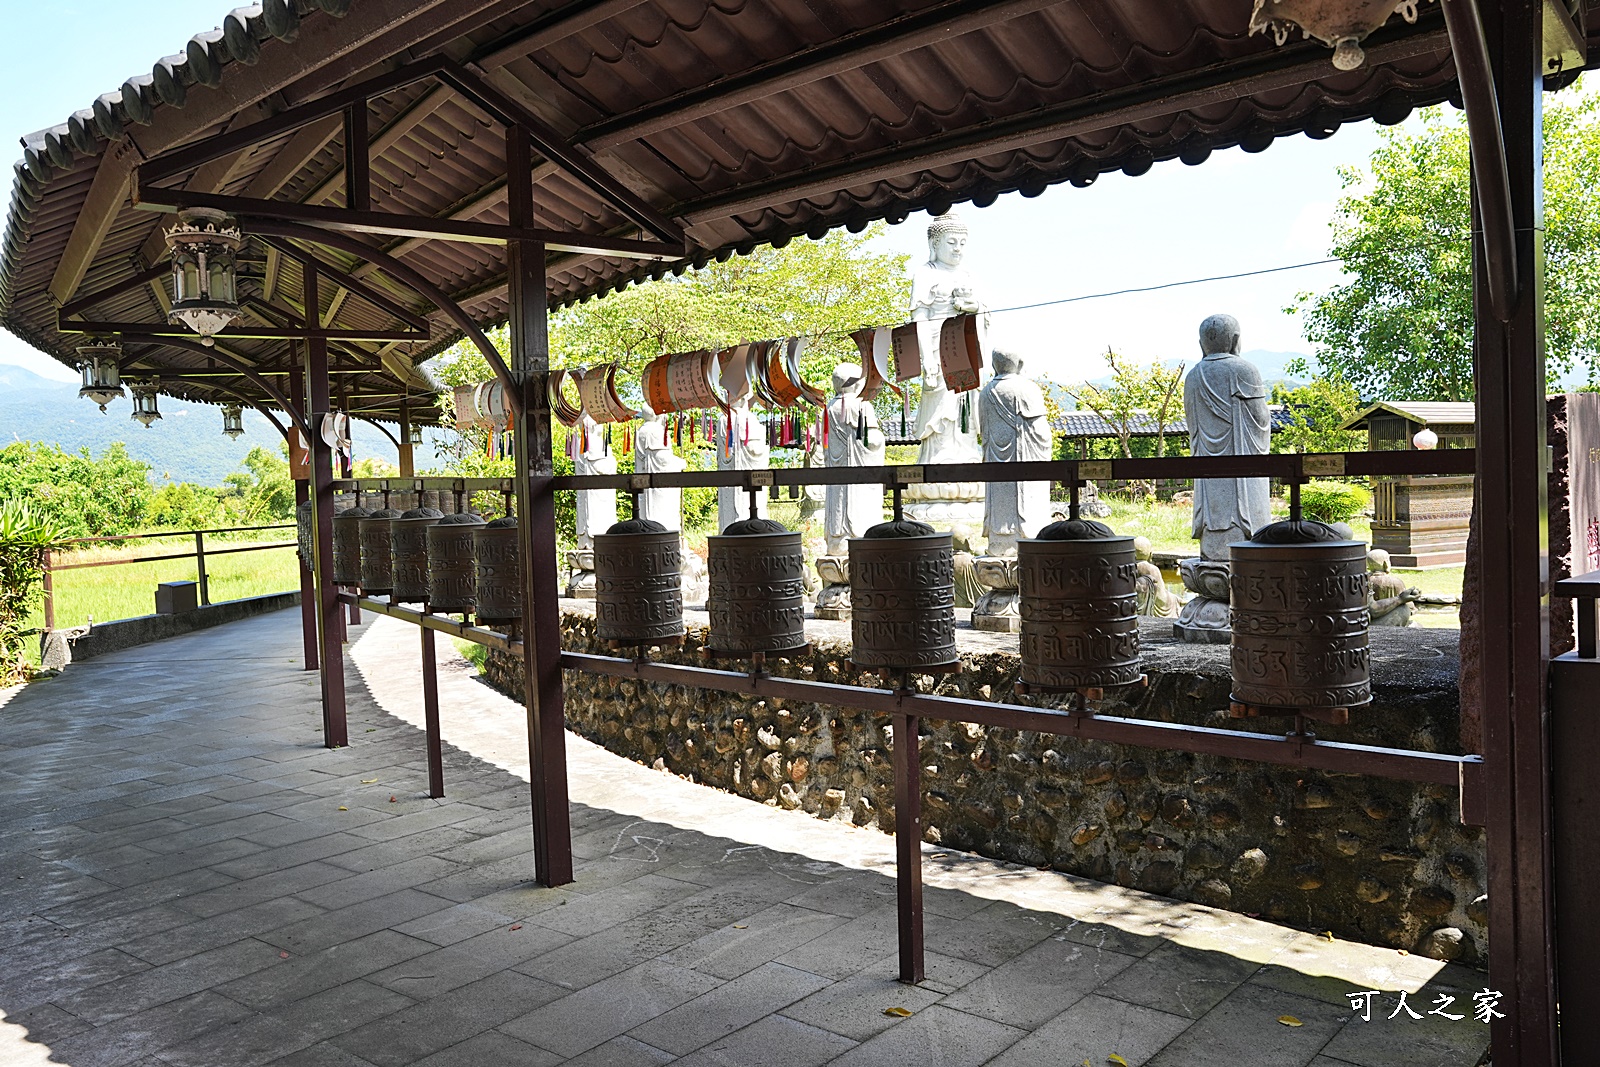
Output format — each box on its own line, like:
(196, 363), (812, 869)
(1109, 1055), (1129, 1066)
(389, 796), (397, 803)
(732, 924), (748, 929)
(882, 1007), (913, 1018)
(279, 951), (290, 959)
(1278, 1015), (1303, 1027)
(361, 779), (378, 784)
(337, 806), (347, 811)
(1323, 931), (1334, 941)
(509, 924), (523, 931)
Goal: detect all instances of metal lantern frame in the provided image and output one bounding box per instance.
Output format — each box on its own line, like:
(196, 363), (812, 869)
(76, 340), (124, 411)
(221, 402), (245, 439)
(164, 207), (243, 344)
(129, 379), (162, 428)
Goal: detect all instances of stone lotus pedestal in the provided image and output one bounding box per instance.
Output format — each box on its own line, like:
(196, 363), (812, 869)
(565, 548), (597, 599)
(814, 556), (851, 620)
(1172, 557), (1232, 643)
(904, 481), (986, 528)
(970, 556), (1021, 633)
(679, 546), (709, 609)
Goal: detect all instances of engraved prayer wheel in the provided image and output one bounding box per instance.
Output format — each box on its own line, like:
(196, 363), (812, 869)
(389, 507), (443, 603)
(1229, 520), (1370, 712)
(849, 520), (957, 672)
(295, 500), (313, 568)
(473, 516), (522, 625)
(593, 519), (684, 647)
(359, 507), (403, 595)
(332, 505), (371, 584)
(426, 513), (485, 612)
(706, 518), (807, 657)
(1018, 518), (1141, 692)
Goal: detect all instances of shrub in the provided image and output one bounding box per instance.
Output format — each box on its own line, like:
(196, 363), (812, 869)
(1299, 480), (1372, 525)
(0, 501), (67, 684)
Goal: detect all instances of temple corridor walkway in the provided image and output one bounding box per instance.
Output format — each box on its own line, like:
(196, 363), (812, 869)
(0, 609), (1489, 1067)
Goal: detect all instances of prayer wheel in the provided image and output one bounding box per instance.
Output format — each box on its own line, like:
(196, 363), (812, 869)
(358, 507), (403, 595)
(1018, 517), (1141, 692)
(473, 516), (522, 625)
(1229, 520), (1370, 713)
(332, 505), (371, 584)
(593, 519), (683, 647)
(426, 513), (485, 612)
(706, 517), (807, 658)
(389, 507), (443, 603)
(849, 520), (957, 673)
(295, 500), (313, 567)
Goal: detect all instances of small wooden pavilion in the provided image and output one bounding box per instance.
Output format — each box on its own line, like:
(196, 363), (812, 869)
(1344, 401), (1477, 566)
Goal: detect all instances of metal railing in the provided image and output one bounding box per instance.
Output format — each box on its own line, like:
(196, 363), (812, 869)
(42, 523), (297, 630)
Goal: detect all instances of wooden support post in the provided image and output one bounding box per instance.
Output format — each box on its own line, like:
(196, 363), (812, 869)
(305, 272), (349, 749)
(398, 397), (415, 478)
(41, 549), (55, 632)
(892, 709), (925, 984)
(1471, 1), (1557, 1062)
(507, 127), (572, 887)
(193, 531), (211, 606)
(290, 369), (318, 672)
(421, 603), (444, 799)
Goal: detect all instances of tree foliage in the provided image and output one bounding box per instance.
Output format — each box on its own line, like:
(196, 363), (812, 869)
(0, 501), (67, 683)
(1270, 371), (1368, 454)
(1296, 91), (1600, 398)
(1064, 349), (1186, 460)
(0, 442), (152, 538)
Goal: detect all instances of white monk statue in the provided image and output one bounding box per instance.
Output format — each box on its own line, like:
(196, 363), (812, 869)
(573, 412), (617, 549)
(634, 401), (685, 531)
(1185, 313), (1271, 560)
(910, 213), (985, 467)
(824, 363), (886, 554)
(978, 349), (1053, 557)
(716, 394), (769, 532)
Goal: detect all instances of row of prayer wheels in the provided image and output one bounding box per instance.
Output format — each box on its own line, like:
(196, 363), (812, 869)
(595, 512), (1369, 715)
(330, 506), (523, 622)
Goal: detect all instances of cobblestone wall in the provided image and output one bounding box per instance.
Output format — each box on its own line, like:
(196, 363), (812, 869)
(487, 606), (1485, 965)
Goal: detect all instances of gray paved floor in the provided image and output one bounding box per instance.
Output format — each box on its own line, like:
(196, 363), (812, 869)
(0, 609), (1491, 1067)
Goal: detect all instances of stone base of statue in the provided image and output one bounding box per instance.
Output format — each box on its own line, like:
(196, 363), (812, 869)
(904, 481), (986, 528)
(680, 547), (709, 610)
(814, 556), (851, 620)
(565, 549), (597, 600)
(1172, 557), (1231, 643)
(970, 556), (1021, 633)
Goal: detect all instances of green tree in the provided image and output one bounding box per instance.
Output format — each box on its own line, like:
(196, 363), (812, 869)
(222, 445), (295, 524)
(0, 501), (67, 683)
(1270, 370), (1368, 454)
(1296, 90), (1600, 398)
(0, 441), (152, 538)
(1064, 350), (1186, 460)
(148, 482), (227, 530)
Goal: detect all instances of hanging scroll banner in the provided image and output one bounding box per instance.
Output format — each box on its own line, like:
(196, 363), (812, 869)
(785, 337), (827, 406)
(576, 362), (637, 424)
(642, 349), (725, 413)
(939, 314), (983, 393)
(851, 326), (901, 402)
(452, 384), (482, 430)
(756, 339), (803, 407)
(890, 322), (921, 382)
(718, 343), (759, 405)
(549, 368), (583, 427)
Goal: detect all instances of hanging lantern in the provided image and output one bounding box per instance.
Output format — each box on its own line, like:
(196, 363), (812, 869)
(1248, 0), (1423, 72)
(389, 507), (444, 604)
(1229, 519), (1370, 717)
(427, 512), (486, 612)
(1412, 426), (1439, 451)
(76, 341), (124, 411)
(221, 403), (245, 439)
(474, 516), (522, 625)
(332, 505), (372, 585)
(129, 379), (162, 428)
(706, 517), (808, 660)
(1017, 517), (1141, 694)
(164, 207), (242, 345)
(407, 422), (423, 446)
(849, 519), (958, 676)
(358, 507), (403, 596)
(593, 518), (683, 649)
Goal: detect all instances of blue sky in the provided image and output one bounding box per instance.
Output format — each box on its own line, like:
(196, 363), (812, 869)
(0, 1), (1408, 387)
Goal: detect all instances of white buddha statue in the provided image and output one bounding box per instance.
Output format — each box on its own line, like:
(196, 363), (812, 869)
(566, 412), (617, 598)
(716, 393), (770, 532)
(633, 401), (685, 531)
(823, 363), (886, 555)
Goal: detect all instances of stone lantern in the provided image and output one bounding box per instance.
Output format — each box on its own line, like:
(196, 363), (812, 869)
(164, 207), (242, 345)
(129, 380), (162, 428)
(76, 341), (124, 411)
(1248, 0), (1425, 71)
(221, 403), (245, 439)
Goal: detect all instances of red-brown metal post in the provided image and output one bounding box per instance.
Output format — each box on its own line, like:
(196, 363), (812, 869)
(507, 127), (572, 887)
(892, 709), (925, 983)
(1472, 1), (1557, 1062)
(290, 369), (318, 672)
(304, 273), (349, 749)
(421, 601), (444, 798)
(41, 548), (55, 631)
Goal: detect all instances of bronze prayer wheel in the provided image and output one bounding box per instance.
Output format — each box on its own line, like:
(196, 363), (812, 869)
(389, 507), (443, 603)
(473, 516), (522, 624)
(1018, 518), (1141, 692)
(593, 519), (684, 647)
(849, 521), (957, 672)
(358, 508), (403, 595)
(295, 500), (314, 568)
(426, 513), (485, 612)
(706, 517), (807, 657)
(332, 505), (371, 584)
(1229, 520), (1370, 712)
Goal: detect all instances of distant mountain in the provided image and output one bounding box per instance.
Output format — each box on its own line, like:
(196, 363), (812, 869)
(1057, 349), (1311, 407)
(0, 363), (439, 487)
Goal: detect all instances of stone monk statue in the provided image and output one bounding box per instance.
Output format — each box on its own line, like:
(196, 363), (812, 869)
(1185, 313), (1271, 559)
(573, 412), (617, 550)
(716, 393), (769, 532)
(634, 401), (685, 531)
(823, 363), (886, 555)
(909, 212), (985, 511)
(978, 349), (1053, 556)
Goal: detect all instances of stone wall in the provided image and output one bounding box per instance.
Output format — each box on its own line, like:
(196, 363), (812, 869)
(487, 604), (1485, 965)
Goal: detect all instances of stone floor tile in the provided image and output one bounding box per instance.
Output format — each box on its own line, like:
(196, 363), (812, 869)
(672, 1013), (858, 1067)
(260, 1041), (381, 1067)
(557, 1035), (677, 1067)
(391, 900), (520, 947)
(627, 961), (831, 1055)
(410, 1030), (562, 1067)
(294, 857), (464, 912)
(0, 1000), (96, 1046)
(258, 888), (460, 954)
(772, 905), (899, 980)
(270, 978), (414, 1043)
(781, 871), (898, 918)
(985, 992), (1192, 1067)
(42, 991), (255, 1067)
(525, 873), (705, 938)
(364, 921), (573, 998)
(216, 929), (437, 1010)
(1251, 933), (1468, 1007)
(1098, 938), (1266, 1020)
(939, 930), (1141, 1029)
(121, 895), (326, 965)
(330, 969), (568, 1067)
(659, 902), (848, 980)
(779, 965), (949, 1042)
(1318, 985), (1491, 1067)
(921, 902), (1064, 969)
(826, 1003), (1027, 1067)
(174, 860), (356, 919)
(500, 959), (724, 1057)
(1145, 982), (1350, 1067)
(0, 946), (153, 1014)
(54, 938), (282, 1024)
